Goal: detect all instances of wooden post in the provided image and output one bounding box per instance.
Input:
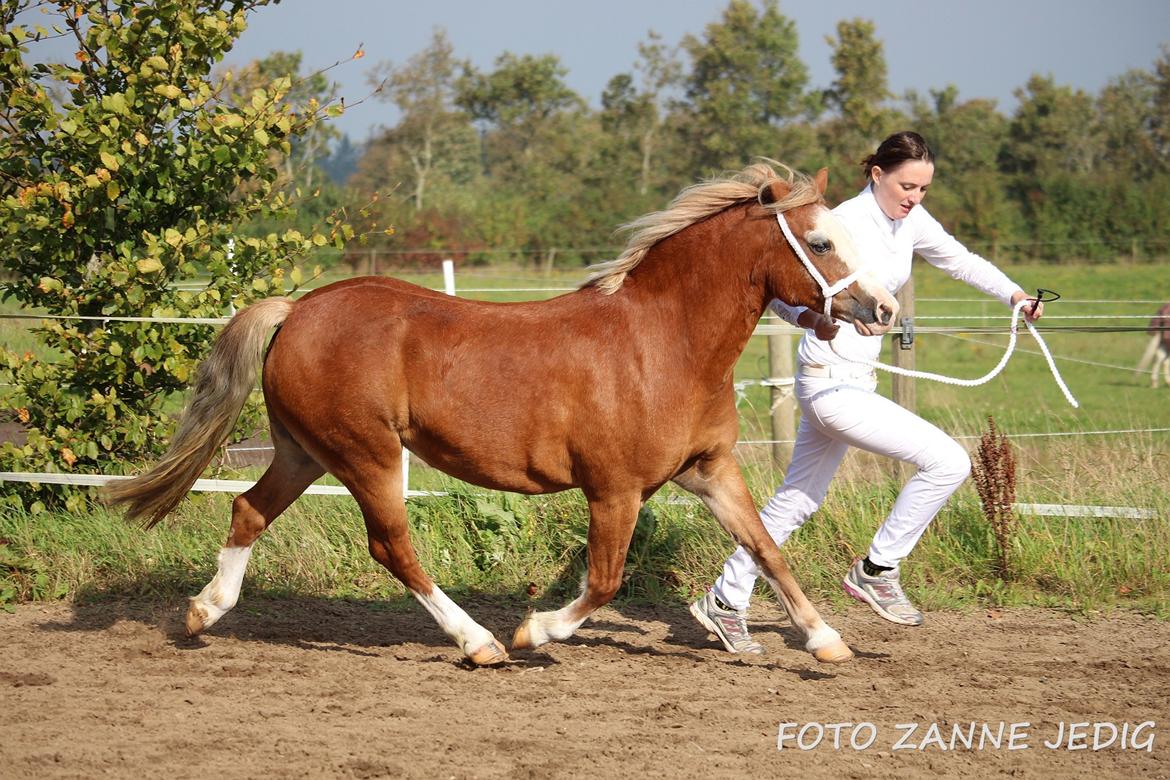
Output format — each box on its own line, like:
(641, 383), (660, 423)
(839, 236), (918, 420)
(768, 329), (795, 469)
(891, 276), (916, 480)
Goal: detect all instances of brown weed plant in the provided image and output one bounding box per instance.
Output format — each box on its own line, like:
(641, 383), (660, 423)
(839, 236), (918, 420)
(971, 416), (1018, 580)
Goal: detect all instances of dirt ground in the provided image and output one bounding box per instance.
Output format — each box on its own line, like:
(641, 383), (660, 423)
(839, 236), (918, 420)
(1, 597), (1167, 779)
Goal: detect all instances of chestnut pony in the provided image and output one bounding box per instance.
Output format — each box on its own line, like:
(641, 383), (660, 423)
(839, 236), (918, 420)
(107, 163), (896, 666)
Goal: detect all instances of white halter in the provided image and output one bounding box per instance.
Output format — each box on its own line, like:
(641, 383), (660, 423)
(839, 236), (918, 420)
(775, 211), (867, 318)
(774, 211), (1079, 408)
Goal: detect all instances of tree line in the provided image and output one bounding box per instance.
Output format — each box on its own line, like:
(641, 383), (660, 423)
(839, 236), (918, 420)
(309, 0), (1170, 268)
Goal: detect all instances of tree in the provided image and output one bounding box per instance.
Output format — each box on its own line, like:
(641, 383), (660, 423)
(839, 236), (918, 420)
(0, 0), (350, 511)
(908, 86), (1021, 248)
(823, 18), (893, 140)
(1001, 75), (1102, 258)
(1148, 45), (1170, 166)
(454, 52), (593, 268)
(1095, 69), (1161, 179)
(366, 28), (476, 212)
(680, 0), (811, 173)
(599, 31), (683, 197)
(456, 51), (584, 178)
(818, 17), (901, 202)
(226, 49), (340, 193)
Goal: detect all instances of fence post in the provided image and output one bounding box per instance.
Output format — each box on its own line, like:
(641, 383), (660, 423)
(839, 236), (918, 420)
(768, 329), (795, 468)
(891, 277), (916, 480)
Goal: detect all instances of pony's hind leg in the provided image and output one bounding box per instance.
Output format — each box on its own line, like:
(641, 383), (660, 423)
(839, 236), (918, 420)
(186, 435), (324, 636)
(345, 455), (508, 666)
(512, 492), (641, 651)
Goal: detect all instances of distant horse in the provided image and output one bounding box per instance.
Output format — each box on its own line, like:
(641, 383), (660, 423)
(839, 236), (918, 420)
(106, 163), (896, 666)
(1138, 302), (1170, 388)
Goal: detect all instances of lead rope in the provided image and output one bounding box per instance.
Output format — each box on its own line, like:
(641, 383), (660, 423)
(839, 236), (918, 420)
(834, 297), (1079, 408)
(775, 211), (1079, 408)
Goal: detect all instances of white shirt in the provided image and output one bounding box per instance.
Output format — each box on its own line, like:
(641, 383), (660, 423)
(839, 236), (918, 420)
(771, 185), (1021, 367)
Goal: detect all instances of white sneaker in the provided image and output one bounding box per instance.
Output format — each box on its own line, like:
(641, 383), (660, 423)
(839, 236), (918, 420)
(689, 590), (766, 654)
(842, 559), (924, 626)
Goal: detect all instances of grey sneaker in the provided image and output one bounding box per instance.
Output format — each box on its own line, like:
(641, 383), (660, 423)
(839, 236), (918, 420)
(689, 590), (765, 654)
(842, 559), (924, 626)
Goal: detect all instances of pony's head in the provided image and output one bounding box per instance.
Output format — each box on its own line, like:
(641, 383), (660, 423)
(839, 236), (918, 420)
(758, 166), (897, 333)
(581, 160), (896, 333)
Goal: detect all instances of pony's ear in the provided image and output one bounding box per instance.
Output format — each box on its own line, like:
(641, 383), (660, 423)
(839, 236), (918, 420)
(813, 167), (829, 195)
(758, 180), (791, 207)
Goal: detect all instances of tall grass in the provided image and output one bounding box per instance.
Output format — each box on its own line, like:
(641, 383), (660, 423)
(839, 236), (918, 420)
(2, 436), (1166, 617)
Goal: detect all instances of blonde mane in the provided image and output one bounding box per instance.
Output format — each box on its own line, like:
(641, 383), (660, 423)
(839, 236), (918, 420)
(581, 160), (822, 295)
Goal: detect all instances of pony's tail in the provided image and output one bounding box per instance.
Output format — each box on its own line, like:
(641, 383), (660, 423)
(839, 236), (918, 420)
(104, 297), (295, 528)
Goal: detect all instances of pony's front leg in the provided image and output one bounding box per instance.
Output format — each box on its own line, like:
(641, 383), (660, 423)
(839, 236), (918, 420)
(511, 492), (641, 651)
(674, 456), (853, 664)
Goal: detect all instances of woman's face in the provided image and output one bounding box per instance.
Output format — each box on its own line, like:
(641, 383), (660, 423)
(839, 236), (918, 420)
(871, 159), (934, 221)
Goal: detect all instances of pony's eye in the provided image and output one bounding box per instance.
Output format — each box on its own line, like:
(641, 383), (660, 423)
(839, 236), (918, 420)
(808, 239), (832, 255)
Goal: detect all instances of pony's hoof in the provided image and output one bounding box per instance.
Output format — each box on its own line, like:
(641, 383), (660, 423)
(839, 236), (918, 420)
(185, 601), (209, 637)
(812, 640), (854, 664)
(510, 622), (534, 651)
(467, 639), (509, 666)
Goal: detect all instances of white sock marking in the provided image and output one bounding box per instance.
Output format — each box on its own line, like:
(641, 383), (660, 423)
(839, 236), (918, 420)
(412, 585), (495, 655)
(191, 545), (252, 629)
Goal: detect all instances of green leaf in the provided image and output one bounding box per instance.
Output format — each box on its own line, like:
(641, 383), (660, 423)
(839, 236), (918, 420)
(253, 128), (269, 145)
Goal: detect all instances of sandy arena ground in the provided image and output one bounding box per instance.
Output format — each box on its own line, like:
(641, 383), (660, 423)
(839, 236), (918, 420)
(1, 597), (1167, 779)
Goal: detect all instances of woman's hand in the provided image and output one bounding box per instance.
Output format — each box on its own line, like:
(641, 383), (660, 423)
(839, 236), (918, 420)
(797, 309), (840, 340)
(1011, 289), (1044, 322)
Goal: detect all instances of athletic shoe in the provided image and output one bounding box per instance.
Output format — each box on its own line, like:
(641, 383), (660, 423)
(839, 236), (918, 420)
(689, 590), (766, 654)
(842, 559), (924, 626)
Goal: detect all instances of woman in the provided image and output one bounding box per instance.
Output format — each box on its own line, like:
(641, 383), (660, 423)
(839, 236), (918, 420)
(690, 131), (1043, 654)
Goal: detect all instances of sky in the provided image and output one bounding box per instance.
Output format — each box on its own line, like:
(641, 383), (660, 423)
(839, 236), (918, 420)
(224, 0), (1170, 143)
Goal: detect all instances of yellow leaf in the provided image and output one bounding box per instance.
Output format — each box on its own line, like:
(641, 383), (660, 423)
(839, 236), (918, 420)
(61, 447), (77, 467)
(252, 278), (269, 292)
(135, 131), (149, 146)
(253, 128), (269, 145)
(100, 151), (119, 171)
(154, 84), (181, 100)
(311, 233), (327, 246)
(136, 257), (164, 273)
(108, 341), (123, 356)
(106, 180), (121, 200)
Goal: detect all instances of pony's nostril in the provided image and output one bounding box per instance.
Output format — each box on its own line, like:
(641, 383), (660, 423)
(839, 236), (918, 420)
(878, 305), (893, 326)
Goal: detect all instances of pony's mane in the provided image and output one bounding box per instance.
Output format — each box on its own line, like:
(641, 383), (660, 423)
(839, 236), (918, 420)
(581, 160), (822, 295)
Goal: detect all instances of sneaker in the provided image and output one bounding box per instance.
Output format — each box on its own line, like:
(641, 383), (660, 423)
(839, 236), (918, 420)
(689, 590), (765, 655)
(842, 559), (924, 626)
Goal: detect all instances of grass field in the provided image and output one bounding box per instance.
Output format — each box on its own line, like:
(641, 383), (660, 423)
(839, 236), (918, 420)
(2, 260), (1168, 617)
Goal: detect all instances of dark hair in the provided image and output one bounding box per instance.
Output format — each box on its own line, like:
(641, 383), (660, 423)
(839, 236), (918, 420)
(861, 131), (934, 181)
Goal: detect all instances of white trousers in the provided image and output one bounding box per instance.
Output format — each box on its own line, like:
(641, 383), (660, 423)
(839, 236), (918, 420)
(712, 373), (971, 611)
